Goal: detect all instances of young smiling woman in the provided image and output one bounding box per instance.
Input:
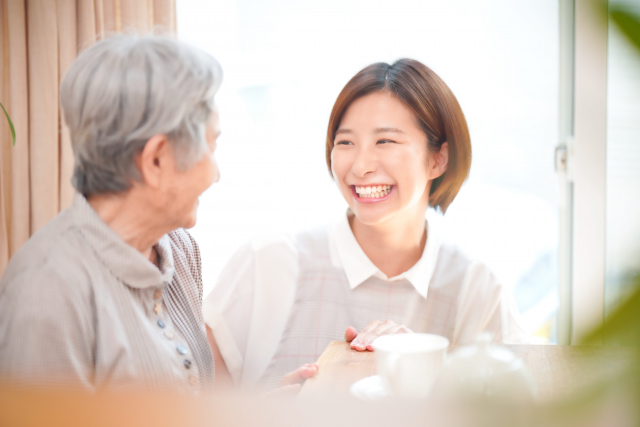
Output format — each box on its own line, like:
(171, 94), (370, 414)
(203, 59), (526, 392)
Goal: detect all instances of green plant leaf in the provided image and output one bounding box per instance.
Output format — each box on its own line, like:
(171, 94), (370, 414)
(0, 101), (16, 147)
(582, 275), (640, 346)
(611, 6), (640, 52)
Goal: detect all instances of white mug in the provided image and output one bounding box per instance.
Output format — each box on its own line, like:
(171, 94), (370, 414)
(372, 333), (449, 399)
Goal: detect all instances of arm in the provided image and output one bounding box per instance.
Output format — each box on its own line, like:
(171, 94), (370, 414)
(206, 324), (234, 392)
(202, 242), (256, 386)
(203, 236), (310, 388)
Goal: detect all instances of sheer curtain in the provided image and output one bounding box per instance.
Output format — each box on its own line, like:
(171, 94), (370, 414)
(0, 0), (176, 276)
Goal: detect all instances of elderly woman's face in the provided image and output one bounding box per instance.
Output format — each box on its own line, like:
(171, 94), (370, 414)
(166, 108), (221, 229)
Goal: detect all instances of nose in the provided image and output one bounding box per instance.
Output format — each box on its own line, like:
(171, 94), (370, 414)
(213, 164), (221, 183)
(210, 155), (221, 184)
(352, 145), (378, 177)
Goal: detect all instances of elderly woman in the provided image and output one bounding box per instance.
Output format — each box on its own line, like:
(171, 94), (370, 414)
(0, 35), (224, 393)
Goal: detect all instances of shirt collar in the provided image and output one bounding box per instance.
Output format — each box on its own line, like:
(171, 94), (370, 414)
(69, 193), (175, 289)
(328, 210), (441, 299)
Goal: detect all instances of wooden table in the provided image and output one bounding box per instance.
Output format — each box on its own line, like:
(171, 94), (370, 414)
(299, 341), (636, 402)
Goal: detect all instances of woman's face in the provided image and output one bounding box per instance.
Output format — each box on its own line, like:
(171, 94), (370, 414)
(167, 107), (221, 229)
(331, 91), (444, 227)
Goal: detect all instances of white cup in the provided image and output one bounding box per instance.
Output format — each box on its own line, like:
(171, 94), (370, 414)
(372, 333), (449, 399)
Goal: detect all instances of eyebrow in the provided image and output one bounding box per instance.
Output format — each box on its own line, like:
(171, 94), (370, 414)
(374, 127), (404, 134)
(335, 127), (404, 136)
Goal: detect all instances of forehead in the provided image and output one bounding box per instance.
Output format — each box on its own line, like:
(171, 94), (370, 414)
(339, 91), (419, 131)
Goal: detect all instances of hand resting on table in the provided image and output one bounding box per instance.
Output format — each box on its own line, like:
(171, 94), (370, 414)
(345, 320), (413, 351)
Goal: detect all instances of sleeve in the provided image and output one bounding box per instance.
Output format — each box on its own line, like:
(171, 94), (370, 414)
(452, 262), (529, 345)
(202, 242), (256, 384)
(0, 268), (95, 389)
(202, 235), (299, 386)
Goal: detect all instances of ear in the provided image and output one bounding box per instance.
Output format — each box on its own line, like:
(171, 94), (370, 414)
(136, 134), (173, 189)
(429, 142), (449, 180)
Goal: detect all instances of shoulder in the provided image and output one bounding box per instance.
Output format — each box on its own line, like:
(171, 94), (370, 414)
(167, 228), (202, 275)
(3, 210), (76, 270)
(437, 242), (473, 270)
(0, 259), (94, 331)
(435, 242), (502, 292)
(293, 225), (330, 258)
(1, 213), (96, 298)
(243, 226), (330, 264)
(168, 228), (200, 258)
(430, 241), (474, 285)
(244, 232), (299, 262)
(167, 229), (204, 300)
(444, 245), (504, 301)
(210, 227), (330, 294)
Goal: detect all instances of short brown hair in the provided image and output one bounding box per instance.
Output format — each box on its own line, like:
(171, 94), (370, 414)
(326, 59), (471, 213)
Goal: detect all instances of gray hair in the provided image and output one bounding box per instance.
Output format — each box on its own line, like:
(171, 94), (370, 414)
(60, 34), (223, 196)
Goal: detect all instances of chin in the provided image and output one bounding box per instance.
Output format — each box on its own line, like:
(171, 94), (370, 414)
(180, 212), (198, 230)
(183, 218), (197, 229)
(350, 205), (395, 226)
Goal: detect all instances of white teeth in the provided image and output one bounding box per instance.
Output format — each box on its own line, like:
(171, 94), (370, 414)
(354, 185), (393, 198)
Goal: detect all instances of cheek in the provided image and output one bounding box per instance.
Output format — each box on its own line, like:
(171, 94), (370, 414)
(390, 149), (430, 191)
(330, 151), (349, 183)
(197, 155), (218, 191)
(175, 158), (216, 211)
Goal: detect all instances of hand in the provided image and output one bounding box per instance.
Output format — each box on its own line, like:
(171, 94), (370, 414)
(344, 320), (413, 351)
(264, 363), (319, 398)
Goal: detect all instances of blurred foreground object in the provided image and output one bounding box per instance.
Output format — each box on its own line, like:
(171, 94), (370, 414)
(433, 333), (536, 404)
(3, 335), (635, 427)
(372, 333), (449, 399)
(300, 341), (634, 405)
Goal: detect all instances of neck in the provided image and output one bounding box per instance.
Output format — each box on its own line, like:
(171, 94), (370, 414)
(87, 190), (169, 263)
(350, 205), (428, 278)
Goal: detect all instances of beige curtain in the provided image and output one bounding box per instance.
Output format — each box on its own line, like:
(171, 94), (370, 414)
(0, 0), (177, 276)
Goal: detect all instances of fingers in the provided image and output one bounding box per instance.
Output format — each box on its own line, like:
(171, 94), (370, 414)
(278, 363), (319, 387)
(353, 320), (397, 351)
(350, 319), (385, 350)
(344, 326), (358, 342)
(362, 324), (412, 351)
(350, 320), (413, 351)
(349, 319), (382, 350)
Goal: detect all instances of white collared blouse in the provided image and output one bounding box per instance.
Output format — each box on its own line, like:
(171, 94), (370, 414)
(203, 211), (526, 391)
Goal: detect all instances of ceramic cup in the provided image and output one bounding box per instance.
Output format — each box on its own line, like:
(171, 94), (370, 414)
(372, 333), (449, 399)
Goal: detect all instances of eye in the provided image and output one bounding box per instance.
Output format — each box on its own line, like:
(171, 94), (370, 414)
(335, 140), (352, 146)
(377, 139), (396, 144)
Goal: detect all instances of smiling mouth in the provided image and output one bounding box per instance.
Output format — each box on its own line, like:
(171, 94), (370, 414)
(352, 185), (393, 199)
